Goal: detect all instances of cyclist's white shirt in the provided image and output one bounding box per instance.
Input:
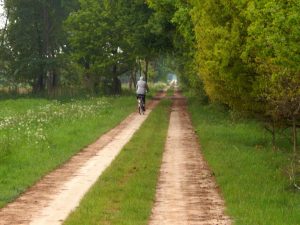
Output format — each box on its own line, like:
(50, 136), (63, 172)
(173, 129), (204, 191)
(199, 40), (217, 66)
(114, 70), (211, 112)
(136, 80), (147, 95)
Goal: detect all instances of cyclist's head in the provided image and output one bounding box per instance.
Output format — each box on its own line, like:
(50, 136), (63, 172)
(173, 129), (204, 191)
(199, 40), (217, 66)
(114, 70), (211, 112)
(139, 76), (144, 81)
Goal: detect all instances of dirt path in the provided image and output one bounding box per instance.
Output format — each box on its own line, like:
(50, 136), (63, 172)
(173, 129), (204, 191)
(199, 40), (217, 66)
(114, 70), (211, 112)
(149, 91), (232, 225)
(0, 92), (164, 225)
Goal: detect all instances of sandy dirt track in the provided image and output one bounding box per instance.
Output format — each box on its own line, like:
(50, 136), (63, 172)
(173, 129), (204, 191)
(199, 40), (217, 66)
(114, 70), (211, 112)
(0, 90), (232, 225)
(0, 92), (163, 225)
(149, 91), (232, 225)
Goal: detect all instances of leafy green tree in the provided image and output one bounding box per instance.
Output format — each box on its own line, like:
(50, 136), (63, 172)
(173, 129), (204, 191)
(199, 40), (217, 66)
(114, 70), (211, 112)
(244, 0), (300, 154)
(190, 0), (260, 112)
(5, 0), (78, 92)
(66, 0), (164, 93)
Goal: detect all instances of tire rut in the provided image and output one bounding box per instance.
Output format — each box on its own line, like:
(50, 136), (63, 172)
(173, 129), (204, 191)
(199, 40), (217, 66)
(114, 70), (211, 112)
(149, 90), (232, 225)
(0, 92), (164, 225)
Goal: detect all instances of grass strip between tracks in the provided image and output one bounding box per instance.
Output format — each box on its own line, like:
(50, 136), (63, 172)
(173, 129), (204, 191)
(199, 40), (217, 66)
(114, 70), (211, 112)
(64, 99), (171, 225)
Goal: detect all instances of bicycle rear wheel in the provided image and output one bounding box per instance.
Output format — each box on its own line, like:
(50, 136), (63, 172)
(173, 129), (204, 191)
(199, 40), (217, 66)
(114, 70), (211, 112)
(138, 99), (142, 115)
(137, 96), (145, 115)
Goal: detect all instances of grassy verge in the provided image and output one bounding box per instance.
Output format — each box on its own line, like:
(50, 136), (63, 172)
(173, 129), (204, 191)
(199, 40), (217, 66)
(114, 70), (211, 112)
(187, 97), (300, 225)
(64, 100), (171, 225)
(166, 85), (174, 97)
(0, 96), (136, 208)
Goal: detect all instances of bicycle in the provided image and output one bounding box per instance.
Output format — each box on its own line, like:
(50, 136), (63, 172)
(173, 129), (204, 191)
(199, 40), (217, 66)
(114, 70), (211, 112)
(137, 95), (145, 115)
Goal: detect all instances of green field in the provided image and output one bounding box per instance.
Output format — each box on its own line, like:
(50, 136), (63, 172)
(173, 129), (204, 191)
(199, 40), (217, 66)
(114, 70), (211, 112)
(187, 97), (300, 225)
(64, 100), (171, 225)
(0, 95), (136, 208)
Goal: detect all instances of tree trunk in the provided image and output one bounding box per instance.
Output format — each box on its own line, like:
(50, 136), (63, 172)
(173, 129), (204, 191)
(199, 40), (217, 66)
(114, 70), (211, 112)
(144, 58), (149, 82)
(264, 121), (276, 148)
(272, 120), (276, 148)
(52, 69), (58, 88)
(291, 115), (300, 189)
(34, 16), (45, 92)
(47, 69), (58, 94)
(43, 2), (50, 92)
(133, 66), (137, 88)
(129, 68), (134, 90)
(129, 74), (133, 90)
(139, 59), (142, 78)
(48, 50), (59, 91)
(129, 65), (137, 90)
(112, 64), (121, 94)
(292, 115), (298, 155)
(33, 72), (44, 93)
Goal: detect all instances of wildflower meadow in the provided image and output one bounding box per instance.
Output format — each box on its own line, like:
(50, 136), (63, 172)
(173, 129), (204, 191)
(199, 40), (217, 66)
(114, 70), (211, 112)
(0, 95), (135, 207)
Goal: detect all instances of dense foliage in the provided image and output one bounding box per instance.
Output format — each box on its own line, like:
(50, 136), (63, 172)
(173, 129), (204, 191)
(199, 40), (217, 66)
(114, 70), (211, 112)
(191, 0), (299, 187)
(65, 0), (156, 93)
(144, 0), (300, 186)
(0, 0), (169, 94)
(189, 0), (299, 147)
(1, 0), (79, 92)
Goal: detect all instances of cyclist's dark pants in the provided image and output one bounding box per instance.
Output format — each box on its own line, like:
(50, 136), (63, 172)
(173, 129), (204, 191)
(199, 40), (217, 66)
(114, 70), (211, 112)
(137, 94), (146, 107)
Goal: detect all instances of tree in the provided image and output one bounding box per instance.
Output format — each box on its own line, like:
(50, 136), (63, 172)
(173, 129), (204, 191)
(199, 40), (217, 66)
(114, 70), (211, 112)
(244, 0), (300, 186)
(190, 0), (262, 112)
(66, 0), (157, 93)
(5, 0), (78, 92)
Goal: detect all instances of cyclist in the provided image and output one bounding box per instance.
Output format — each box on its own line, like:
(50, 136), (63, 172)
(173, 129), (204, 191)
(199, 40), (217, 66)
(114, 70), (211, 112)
(136, 76), (149, 111)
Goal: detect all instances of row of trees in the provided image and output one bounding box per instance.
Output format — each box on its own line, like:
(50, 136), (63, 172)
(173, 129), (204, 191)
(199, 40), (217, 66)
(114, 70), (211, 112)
(0, 0), (79, 92)
(144, 0), (300, 186)
(189, 1), (300, 150)
(65, 0), (173, 94)
(0, 0), (171, 94)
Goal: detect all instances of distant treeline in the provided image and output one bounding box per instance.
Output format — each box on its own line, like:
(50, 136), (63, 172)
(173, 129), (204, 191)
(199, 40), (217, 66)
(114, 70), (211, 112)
(0, 0), (171, 95)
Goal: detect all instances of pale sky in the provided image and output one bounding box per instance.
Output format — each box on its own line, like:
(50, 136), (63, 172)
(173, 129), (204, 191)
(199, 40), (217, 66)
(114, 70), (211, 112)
(0, 2), (5, 29)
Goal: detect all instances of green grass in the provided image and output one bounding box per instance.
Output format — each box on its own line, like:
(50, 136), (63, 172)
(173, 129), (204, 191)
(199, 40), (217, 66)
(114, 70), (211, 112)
(0, 98), (50, 117)
(166, 85), (174, 97)
(64, 100), (171, 225)
(0, 95), (137, 208)
(187, 97), (300, 225)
